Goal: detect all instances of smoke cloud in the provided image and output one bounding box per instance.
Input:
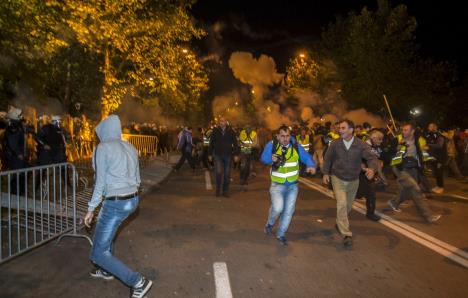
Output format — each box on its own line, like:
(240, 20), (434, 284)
(222, 51), (385, 130)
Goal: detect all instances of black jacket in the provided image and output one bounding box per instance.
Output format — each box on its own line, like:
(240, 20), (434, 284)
(209, 126), (239, 157)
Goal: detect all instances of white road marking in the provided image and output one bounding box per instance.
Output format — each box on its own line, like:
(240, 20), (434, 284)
(299, 177), (468, 268)
(447, 193), (468, 201)
(213, 262), (233, 298)
(205, 170), (213, 190)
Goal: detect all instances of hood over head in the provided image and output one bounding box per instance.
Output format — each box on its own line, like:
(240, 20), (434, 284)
(95, 114), (122, 142)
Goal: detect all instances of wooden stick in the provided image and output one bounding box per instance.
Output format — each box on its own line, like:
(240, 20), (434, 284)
(383, 94), (397, 131)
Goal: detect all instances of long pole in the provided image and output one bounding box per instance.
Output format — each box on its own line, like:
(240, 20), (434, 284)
(383, 94), (398, 131)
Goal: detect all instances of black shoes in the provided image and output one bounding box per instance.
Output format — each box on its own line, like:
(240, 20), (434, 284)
(343, 236), (353, 248)
(276, 236), (288, 246)
(222, 192), (230, 198)
(366, 213), (381, 221)
(264, 224), (273, 236)
(90, 267), (114, 281)
(131, 277), (153, 298)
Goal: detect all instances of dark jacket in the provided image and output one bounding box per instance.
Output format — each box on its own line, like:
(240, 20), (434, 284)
(209, 126), (239, 157)
(323, 137), (378, 181)
(3, 120), (27, 170)
(425, 131), (447, 162)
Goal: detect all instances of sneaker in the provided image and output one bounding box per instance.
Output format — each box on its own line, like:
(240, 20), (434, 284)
(264, 224), (273, 236)
(366, 213), (381, 221)
(131, 277), (153, 298)
(276, 236), (288, 246)
(343, 236), (353, 248)
(427, 214), (441, 223)
(387, 200), (402, 212)
(431, 187), (444, 194)
(90, 268), (114, 281)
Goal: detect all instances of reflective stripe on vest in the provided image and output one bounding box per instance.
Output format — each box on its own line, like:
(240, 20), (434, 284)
(391, 135), (434, 166)
(271, 145), (299, 184)
(297, 135), (310, 151)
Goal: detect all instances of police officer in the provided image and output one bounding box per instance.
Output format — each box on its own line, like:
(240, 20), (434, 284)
(238, 125), (258, 185)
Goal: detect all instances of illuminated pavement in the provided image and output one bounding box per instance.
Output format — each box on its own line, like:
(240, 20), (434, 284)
(0, 163), (467, 297)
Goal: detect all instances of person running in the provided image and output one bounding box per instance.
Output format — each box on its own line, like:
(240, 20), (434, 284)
(322, 119), (378, 248)
(84, 115), (152, 298)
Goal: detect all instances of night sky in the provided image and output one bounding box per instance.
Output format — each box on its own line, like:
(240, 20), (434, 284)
(192, 0), (468, 74)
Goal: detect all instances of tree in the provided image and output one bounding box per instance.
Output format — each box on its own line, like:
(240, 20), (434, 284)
(284, 53), (319, 94)
(1, 0), (208, 119)
(48, 0), (209, 118)
(320, 0), (456, 121)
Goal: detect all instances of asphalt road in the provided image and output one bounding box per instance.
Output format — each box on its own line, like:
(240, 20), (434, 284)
(0, 163), (467, 297)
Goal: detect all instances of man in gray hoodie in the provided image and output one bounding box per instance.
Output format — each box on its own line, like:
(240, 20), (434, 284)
(84, 115), (152, 298)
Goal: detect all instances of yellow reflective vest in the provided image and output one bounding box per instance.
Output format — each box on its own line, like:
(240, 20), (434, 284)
(271, 144), (299, 184)
(239, 130), (257, 153)
(391, 135), (434, 166)
(296, 134), (310, 151)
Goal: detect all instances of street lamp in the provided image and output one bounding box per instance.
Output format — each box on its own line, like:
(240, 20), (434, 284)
(410, 107), (422, 117)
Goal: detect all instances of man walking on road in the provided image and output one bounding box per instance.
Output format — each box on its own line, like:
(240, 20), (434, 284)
(388, 123), (442, 223)
(322, 119), (378, 248)
(209, 117), (239, 197)
(84, 115), (152, 298)
(262, 125), (316, 245)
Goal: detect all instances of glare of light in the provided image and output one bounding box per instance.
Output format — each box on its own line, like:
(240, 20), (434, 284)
(182, 49), (188, 54)
(149, 77), (154, 81)
(251, 90), (255, 94)
(266, 106), (271, 112)
(410, 107), (421, 116)
(299, 53), (305, 58)
(235, 101), (239, 106)
(320, 117), (325, 122)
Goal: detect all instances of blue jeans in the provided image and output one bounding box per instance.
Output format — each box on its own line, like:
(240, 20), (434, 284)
(90, 196), (141, 287)
(214, 155), (231, 193)
(266, 182), (299, 237)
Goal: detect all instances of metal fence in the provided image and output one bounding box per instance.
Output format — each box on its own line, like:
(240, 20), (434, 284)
(0, 162), (91, 264)
(122, 134), (158, 157)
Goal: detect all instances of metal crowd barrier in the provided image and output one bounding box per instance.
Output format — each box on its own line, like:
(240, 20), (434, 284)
(0, 162), (91, 265)
(122, 134), (158, 157)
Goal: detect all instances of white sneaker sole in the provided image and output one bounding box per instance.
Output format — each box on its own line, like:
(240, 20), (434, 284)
(132, 280), (153, 298)
(90, 272), (114, 281)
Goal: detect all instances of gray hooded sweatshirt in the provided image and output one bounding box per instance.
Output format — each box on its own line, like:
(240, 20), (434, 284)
(88, 115), (140, 212)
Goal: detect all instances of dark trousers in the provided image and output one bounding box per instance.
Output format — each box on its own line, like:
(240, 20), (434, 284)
(201, 146), (211, 169)
(356, 172), (377, 215)
(239, 152), (252, 183)
(391, 167), (433, 220)
(214, 154), (231, 193)
(429, 161), (444, 187)
(174, 150), (195, 170)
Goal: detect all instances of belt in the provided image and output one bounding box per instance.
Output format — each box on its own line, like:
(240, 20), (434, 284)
(105, 192), (138, 201)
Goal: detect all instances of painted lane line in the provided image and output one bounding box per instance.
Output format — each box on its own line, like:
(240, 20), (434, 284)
(213, 262), (233, 298)
(205, 170), (213, 190)
(299, 178), (468, 268)
(447, 193), (468, 201)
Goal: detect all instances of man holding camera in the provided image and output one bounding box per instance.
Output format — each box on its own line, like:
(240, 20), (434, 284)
(261, 125), (316, 245)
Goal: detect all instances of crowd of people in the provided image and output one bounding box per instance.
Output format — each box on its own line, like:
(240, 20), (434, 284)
(0, 106), (182, 171)
(170, 117), (468, 248)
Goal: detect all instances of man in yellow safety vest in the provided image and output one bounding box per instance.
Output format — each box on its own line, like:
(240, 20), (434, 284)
(239, 125), (258, 185)
(388, 123), (441, 223)
(261, 125), (316, 245)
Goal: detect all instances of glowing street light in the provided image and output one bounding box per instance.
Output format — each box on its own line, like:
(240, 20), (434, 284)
(182, 49), (188, 54)
(410, 107), (422, 117)
(299, 53), (306, 58)
(251, 90), (255, 94)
